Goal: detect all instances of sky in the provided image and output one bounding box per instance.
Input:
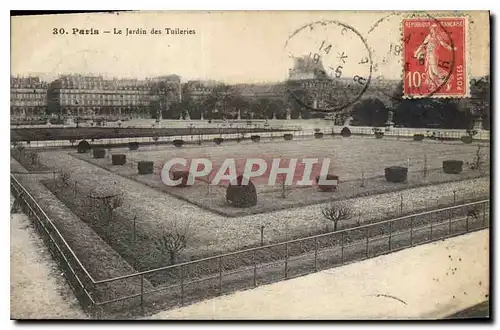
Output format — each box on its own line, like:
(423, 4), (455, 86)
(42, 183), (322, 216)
(11, 11), (490, 83)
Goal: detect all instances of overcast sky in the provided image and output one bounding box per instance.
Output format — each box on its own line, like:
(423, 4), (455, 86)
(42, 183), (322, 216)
(11, 11), (489, 83)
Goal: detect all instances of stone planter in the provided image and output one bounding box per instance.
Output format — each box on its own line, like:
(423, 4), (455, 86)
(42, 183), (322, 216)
(384, 166), (408, 183)
(314, 132), (324, 139)
(93, 148), (105, 159)
(413, 134), (425, 141)
(112, 154), (126, 165)
(173, 139), (185, 148)
(137, 161), (154, 175)
(251, 135), (261, 143)
(461, 136), (473, 144)
(128, 142), (139, 150)
(443, 160), (463, 174)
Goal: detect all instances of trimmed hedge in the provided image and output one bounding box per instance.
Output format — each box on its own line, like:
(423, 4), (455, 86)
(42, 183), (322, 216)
(112, 154), (126, 165)
(251, 135), (261, 143)
(171, 170), (190, 187)
(375, 132), (384, 139)
(214, 137), (224, 145)
(77, 140), (91, 153)
(461, 136), (473, 144)
(173, 139), (185, 148)
(340, 127), (351, 137)
(384, 166), (408, 183)
(128, 142), (139, 150)
(413, 134), (425, 141)
(226, 175), (257, 207)
(137, 161), (154, 175)
(93, 148), (105, 159)
(314, 132), (324, 139)
(283, 133), (294, 141)
(315, 174), (339, 192)
(443, 160), (463, 174)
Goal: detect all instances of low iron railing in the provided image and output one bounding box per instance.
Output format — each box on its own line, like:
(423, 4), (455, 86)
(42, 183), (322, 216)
(10, 173), (490, 318)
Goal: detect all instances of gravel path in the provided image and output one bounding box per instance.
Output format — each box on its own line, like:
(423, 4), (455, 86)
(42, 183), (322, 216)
(10, 207), (87, 319)
(37, 150), (489, 258)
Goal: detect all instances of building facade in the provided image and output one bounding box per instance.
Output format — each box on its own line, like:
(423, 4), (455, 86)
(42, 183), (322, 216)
(10, 76), (48, 119)
(47, 74), (181, 119)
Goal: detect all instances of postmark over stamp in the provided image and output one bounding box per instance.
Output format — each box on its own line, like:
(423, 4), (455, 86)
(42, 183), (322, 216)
(284, 20), (372, 113)
(402, 16), (469, 98)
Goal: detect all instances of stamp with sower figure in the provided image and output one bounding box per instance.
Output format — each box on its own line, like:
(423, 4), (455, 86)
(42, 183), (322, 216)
(402, 16), (468, 98)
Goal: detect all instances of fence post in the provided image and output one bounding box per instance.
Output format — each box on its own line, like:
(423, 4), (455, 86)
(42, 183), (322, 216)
(140, 274), (144, 315)
(389, 222), (392, 251)
(410, 217), (414, 247)
(314, 237), (318, 272)
(341, 232), (345, 264)
(253, 250), (257, 287)
(366, 227), (369, 258)
(483, 202), (486, 227)
(430, 219), (433, 240)
(466, 215), (469, 232)
(449, 209), (452, 234)
(284, 243), (289, 279)
(218, 256), (223, 295)
(180, 265), (184, 306)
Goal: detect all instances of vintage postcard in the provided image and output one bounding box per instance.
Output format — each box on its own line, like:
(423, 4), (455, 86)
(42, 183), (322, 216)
(10, 10), (490, 320)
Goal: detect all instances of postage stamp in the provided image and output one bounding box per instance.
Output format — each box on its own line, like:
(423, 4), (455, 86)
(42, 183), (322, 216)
(402, 16), (469, 98)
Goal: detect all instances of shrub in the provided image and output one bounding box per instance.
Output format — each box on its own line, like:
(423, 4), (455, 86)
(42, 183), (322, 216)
(111, 154), (126, 165)
(214, 137), (224, 145)
(77, 140), (91, 153)
(283, 133), (293, 141)
(443, 160), (463, 174)
(315, 174), (339, 192)
(461, 136), (473, 144)
(128, 142), (139, 150)
(413, 134), (425, 141)
(314, 132), (324, 139)
(375, 132), (384, 139)
(314, 128), (321, 133)
(171, 170), (191, 187)
(340, 127), (351, 137)
(93, 148), (105, 159)
(138, 161), (154, 175)
(384, 166), (408, 183)
(173, 140), (185, 148)
(226, 175), (257, 207)
(251, 135), (261, 143)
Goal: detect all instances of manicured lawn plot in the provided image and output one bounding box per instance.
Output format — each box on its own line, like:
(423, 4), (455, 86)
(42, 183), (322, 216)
(77, 137), (489, 217)
(37, 147), (489, 274)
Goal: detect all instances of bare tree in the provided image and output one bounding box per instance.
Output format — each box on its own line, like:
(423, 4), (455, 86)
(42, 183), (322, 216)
(59, 171), (71, 186)
(155, 222), (191, 265)
(468, 144), (485, 171)
(88, 192), (123, 225)
(29, 152), (39, 166)
(321, 201), (353, 232)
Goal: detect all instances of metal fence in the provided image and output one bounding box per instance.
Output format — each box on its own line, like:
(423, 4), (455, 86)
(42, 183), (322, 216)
(10, 173), (490, 318)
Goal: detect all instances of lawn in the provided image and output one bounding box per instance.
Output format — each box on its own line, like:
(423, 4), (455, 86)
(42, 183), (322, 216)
(77, 136), (490, 216)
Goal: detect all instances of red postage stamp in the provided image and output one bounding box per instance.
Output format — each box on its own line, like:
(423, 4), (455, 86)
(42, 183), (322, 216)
(402, 16), (468, 98)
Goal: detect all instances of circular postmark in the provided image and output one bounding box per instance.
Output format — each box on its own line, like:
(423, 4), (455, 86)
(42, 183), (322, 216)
(368, 12), (460, 100)
(284, 20), (373, 113)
